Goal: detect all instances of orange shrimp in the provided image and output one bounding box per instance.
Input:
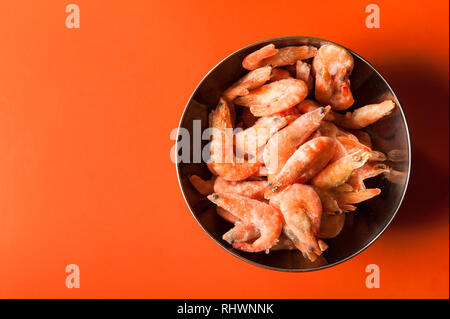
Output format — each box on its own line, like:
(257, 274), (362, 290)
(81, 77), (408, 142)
(242, 44), (279, 70)
(188, 175), (216, 195)
(265, 137), (336, 197)
(235, 78), (308, 117)
(213, 176), (267, 200)
(262, 46), (318, 68)
(347, 163), (389, 191)
(336, 188), (381, 205)
(312, 44), (354, 110)
(235, 114), (293, 159)
(216, 206), (239, 224)
(207, 193), (282, 252)
(297, 99), (335, 121)
(208, 98), (261, 181)
(224, 65), (272, 101)
(332, 100), (396, 129)
(279, 184), (324, 260)
(269, 68), (292, 83)
(263, 106), (330, 175)
(296, 61), (314, 92)
(312, 150), (370, 189)
(223, 222), (260, 245)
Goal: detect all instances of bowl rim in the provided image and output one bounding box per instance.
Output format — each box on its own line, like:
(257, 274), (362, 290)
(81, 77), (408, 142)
(175, 36), (412, 272)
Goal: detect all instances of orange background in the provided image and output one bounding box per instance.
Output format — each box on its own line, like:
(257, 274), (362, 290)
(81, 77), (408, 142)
(0, 0), (448, 298)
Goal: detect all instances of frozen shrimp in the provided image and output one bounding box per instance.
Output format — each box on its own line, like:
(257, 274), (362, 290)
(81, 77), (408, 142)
(223, 222), (260, 244)
(263, 46), (318, 68)
(296, 61), (314, 92)
(242, 44), (279, 70)
(189, 175), (216, 195)
(207, 193), (282, 252)
(332, 100), (396, 129)
(213, 176), (268, 200)
(235, 114), (294, 159)
(347, 163), (389, 191)
(265, 137), (336, 197)
(279, 184), (324, 260)
(235, 78), (308, 116)
(216, 206), (240, 224)
(208, 98), (262, 181)
(224, 65), (272, 101)
(297, 99), (335, 121)
(269, 68), (292, 82)
(312, 150), (370, 189)
(263, 106), (331, 175)
(336, 188), (381, 205)
(312, 44), (354, 110)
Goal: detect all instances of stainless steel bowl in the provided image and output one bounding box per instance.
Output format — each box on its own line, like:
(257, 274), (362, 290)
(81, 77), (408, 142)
(176, 36), (411, 272)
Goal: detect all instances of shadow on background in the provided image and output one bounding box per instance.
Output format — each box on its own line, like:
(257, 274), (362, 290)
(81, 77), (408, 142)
(377, 55), (449, 228)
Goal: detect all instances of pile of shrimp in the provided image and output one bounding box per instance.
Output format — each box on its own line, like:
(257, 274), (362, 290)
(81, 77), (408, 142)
(189, 43), (397, 261)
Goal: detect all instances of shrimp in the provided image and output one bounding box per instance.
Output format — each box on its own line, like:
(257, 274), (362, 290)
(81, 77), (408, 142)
(269, 68), (292, 82)
(224, 65), (272, 101)
(235, 114), (293, 159)
(223, 222), (260, 244)
(312, 149), (370, 189)
(312, 44), (354, 110)
(279, 184), (323, 260)
(296, 61), (314, 92)
(213, 176), (267, 200)
(189, 175), (216, 195)
(263, 106), (331, 175)
(351, 130), (372, 148)
(207, 193), (282, 252)
(297, 99), (335, 121)
(208, 98), (261, 181)
(235, 78), (308, 117)
(216, 206), (239, 224)
(347, 163), (388, 191)
(265, 137), (336, 197)
(332, 100), (396, 129)
(263, 46), (318, 68)
(242, 44), (279, 70)
(336, 188), (381, 204)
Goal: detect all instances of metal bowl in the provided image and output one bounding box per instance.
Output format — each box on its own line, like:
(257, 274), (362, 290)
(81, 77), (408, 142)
(176, 36), (411, 272)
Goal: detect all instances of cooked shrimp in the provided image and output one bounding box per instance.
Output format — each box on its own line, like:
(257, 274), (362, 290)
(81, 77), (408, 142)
(332, 100), (396, 129)
(279, 184), (323, 260)
(296, 61), (314, 92)
(208, 98), (262, 181)
(216, 206), (239, 224)
(263, 46), (318, 68)
(336, 188), (381, 204)
(351, 130), (372, 148)
(213, 176), (267, 200)
(242, 44), (279, 70)
(312, 44), (354, 110)
(224, 65), (272, 101)
(235, 114), (293, 159)
(235, 78), (308, 117)
(263, 106), (330, 175)
(265, 137), (336, 197)
(269, 68), (292, 82)
(223, 222), (260, 244)
(189, 175), (216, 195)
(347, 163), (389, 191)
(312, 150), (370, 189)
(207, 193), (282, 252)
(297, 99), (335, 121)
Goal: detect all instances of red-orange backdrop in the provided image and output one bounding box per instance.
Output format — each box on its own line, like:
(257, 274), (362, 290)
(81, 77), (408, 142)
(0, 0), (448, 298)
